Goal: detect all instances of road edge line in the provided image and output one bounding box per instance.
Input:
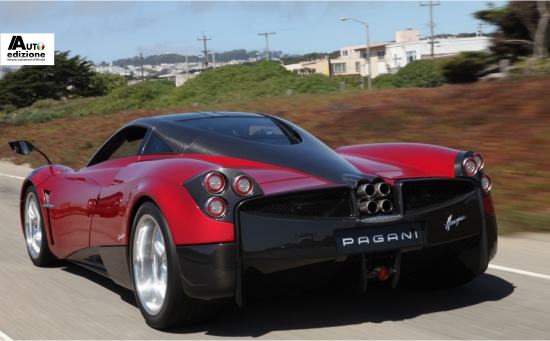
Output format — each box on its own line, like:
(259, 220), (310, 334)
(0, 329), (13, 341)
(0, 173), (25, 180)
(489, 264), (550, 280)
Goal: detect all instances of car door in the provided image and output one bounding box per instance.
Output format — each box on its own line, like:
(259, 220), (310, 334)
(43, 173), (102, 259)
(45, 126), (149, 259)
(86, 126), (158, 247)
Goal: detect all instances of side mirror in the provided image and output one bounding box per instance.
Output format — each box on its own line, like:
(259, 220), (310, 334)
(8, 140), (35, 155)
(8, 140), (52, 165)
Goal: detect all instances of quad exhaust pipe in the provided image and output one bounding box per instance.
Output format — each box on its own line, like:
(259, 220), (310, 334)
(356, 181), (393, 216)
(357, 182), (391, 199)
(359, 200), (379, 215)
(377, 199), (393, 213)
(359, 199), (394, 215)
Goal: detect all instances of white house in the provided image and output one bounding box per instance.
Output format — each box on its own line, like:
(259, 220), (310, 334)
(335, 29), (420, 78)
(386, 36), (491, 73)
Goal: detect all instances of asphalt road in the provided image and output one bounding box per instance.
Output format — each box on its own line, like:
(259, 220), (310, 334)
(1, 161), (549, 340)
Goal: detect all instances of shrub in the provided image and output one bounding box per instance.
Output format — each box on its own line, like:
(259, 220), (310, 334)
(293, 74), (340, 93)
(392, 60), (445, 88)
(76, 80), (175, 115)
(439, 52), (489, 83)
(0, 104), (17, 114)
(372, 73), (396, 89)
(0, 109), (65, 125)
(169, 62), (297, 106)
(27, 110), (65, 124)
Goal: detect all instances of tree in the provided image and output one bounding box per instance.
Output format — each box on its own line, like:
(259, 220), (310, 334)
(474, 1), (550, 59)
(0, 51), (96, 108)
(439, 52), (489, 84)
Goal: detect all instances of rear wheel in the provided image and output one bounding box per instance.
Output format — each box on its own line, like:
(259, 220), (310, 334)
(130, 202), (221, 329)
(24, 186), (56, 266)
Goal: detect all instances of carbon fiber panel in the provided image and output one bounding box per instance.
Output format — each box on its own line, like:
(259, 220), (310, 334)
(124, 113), (375, 185)
(177, 243), (236, 300)
(183, 168), (264, 223)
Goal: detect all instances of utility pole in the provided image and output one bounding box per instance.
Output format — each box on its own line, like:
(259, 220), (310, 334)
(197, 33), (211, 70)
(477, 23), (486, 36)
(212, 52), (216, 68)
(140, 50), (145, 81)
(185, 55), (189, 80)
(257, 32), (276, 61)
(420, 0), (439, 60)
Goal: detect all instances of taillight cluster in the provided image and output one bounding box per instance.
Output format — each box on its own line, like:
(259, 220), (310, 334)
(202, 172), (254, 218)
(462, 152), (491, 193)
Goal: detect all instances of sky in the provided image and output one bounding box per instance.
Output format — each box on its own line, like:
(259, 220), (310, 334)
(0, 1), (506, 65)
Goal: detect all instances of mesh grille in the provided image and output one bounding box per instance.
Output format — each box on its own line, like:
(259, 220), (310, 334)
(402, 180), (475, 213)
(241, 189), (357, 218)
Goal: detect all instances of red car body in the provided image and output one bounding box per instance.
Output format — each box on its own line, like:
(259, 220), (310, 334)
(11, 112), (497, 327)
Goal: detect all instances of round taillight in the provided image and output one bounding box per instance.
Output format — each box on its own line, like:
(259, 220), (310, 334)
(233, 175), (253, 196)
(204, 172), (225, 193)
(204, 197), (227, 218)
(473, 152), (484, 170)
(463, 157), (478, 177)
(481, 174), (492, 193)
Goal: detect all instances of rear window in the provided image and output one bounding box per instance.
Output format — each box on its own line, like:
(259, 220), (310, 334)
(177, 117), (299, 145)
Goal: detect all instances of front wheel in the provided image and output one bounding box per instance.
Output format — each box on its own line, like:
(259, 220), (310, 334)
(130, 202), (221, 329)
(24, 185), (56, 266)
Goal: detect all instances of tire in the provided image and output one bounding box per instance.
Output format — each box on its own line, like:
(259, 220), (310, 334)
(23, 185), (56, 266)
(130, 201), (221, 329)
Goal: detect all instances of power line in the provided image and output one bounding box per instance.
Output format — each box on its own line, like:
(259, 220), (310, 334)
(420, 0), (440, 60)
(477, 23), (486, 36)
(257, 32), (276, 61)
(197, 33), (211, 69)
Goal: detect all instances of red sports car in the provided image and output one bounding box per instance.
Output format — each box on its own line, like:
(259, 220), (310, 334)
(9, 112), (497, 329)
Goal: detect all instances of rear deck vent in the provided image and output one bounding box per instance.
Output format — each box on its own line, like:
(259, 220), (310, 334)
(241, 188), (358, 219)
(402, 180), (475, 213)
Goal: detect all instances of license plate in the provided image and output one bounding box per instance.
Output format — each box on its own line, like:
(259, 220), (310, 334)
(335, 223), (425, 254)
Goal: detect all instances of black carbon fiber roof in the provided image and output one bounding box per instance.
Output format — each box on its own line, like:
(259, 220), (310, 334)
(126, 112), (373, 185)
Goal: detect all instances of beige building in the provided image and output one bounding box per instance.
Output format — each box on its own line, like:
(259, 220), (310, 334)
(283, 29), (488, 79)
(284, 29), (419, 78)
(336, 29), (419, 78)
(284, 59), (331, 76)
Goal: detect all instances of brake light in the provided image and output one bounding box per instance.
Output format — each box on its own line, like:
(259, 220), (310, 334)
(204, 172), (225, 193)
(463, 157), (478, 177)
(481, 174), (492, 193)
(473, 152), (484, 170)
(233, 175), (253, 196)
(204, 197), (227, 218)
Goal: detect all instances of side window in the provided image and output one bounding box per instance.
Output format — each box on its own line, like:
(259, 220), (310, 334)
(87, 127), (148, 166)
(108, 130), (146, 161)
(143, 133), (174, 154)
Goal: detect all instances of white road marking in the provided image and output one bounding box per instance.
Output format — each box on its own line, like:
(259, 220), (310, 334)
(0, 329), (13, 341)
(0, 173), (25, 180)
(489, 264), (550, 280)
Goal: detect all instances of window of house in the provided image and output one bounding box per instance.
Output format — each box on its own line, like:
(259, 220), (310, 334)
(377, 50), (385, 60)
(331, 63), (346, 73)
(355, 62), (361, 72)
(407, 51), (417, 62)
(342, 50), (348, 56)
(363, 52), (369, 59)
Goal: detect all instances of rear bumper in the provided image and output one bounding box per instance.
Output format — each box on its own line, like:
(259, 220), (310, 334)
(177, 190), (498, 302)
